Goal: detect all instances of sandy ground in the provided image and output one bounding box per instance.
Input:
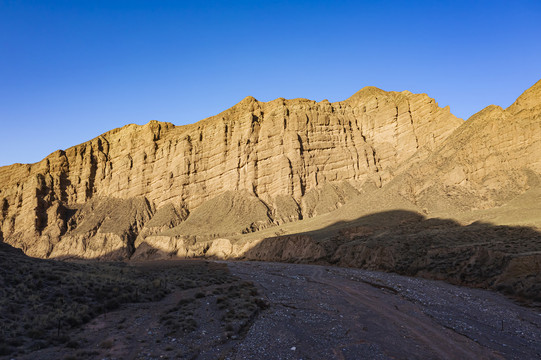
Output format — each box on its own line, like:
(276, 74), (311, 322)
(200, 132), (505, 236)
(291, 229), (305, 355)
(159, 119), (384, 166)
(16, 261), (541, 360)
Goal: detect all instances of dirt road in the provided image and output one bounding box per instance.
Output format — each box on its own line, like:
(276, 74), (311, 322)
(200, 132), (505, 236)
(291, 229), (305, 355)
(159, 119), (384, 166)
(226, 261), (541, 360)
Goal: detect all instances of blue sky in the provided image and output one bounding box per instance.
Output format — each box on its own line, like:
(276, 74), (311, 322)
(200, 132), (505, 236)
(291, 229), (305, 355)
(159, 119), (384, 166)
(1, 0), (540, 166)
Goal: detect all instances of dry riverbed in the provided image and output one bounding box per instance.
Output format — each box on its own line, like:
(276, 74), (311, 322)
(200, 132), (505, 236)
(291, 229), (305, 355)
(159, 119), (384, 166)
(226, 261), (541, 359)
(11, 261), (541, 360)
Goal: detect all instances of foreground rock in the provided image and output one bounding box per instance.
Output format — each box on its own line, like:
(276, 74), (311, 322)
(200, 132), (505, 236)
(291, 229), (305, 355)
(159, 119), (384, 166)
(132, 209), (541, 304)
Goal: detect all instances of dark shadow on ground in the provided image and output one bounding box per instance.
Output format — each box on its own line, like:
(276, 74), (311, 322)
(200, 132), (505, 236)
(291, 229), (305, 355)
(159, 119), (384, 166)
(2, 207), (541, 358)
(0, 242), (265, 358)
(19, 208), (541, 305)
(240, 210), (541, 305)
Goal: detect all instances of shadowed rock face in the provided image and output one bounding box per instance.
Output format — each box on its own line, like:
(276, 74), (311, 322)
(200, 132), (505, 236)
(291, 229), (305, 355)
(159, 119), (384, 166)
(143, 210), (541, 303)
(0, 87), (462, 258)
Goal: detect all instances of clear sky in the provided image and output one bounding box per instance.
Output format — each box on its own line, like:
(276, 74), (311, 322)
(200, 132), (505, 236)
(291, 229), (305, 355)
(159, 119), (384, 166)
(1, 0), (540, 166)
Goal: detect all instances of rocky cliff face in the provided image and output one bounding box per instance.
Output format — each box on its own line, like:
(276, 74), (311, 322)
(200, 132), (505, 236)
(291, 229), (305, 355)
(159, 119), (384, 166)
(0, 87), (462, 258)
(394, 79), (541, 214)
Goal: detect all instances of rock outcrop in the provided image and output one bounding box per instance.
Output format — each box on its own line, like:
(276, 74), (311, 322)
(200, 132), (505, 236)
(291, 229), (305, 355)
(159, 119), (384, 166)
(395, 79), (541, 214)
(1, 80), (540, 308)
(0, 87), (462, 258)
(49, 197), (154, 260)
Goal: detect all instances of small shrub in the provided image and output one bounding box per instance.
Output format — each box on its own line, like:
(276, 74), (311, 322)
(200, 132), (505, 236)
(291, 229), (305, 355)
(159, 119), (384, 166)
(66, 339), (79, 349)
(0, 344), (13, 356)
(99, 339), (114, 349)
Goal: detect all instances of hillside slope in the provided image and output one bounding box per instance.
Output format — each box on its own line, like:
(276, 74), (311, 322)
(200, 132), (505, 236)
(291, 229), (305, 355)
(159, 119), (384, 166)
(394, 79), (541, 215)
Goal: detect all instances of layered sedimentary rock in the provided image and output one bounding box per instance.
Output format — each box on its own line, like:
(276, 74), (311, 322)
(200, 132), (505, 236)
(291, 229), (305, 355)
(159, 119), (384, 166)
(395, 79), (541, 214)
(0, 87), (462, 258)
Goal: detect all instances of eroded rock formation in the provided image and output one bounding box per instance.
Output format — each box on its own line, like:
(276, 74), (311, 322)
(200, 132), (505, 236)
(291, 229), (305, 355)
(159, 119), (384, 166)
(2, 80), (541, 262)
(395, 79), (541, 214)
(0, 86), (462, 258)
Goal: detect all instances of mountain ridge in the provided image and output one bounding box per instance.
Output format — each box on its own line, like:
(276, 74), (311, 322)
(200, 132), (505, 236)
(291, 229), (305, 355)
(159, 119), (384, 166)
(1, 81), (539, 261)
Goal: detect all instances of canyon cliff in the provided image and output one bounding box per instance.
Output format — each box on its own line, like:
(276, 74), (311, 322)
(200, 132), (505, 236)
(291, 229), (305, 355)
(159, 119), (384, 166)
(1, 80), (540, 273)
(0, 87), (462, 258)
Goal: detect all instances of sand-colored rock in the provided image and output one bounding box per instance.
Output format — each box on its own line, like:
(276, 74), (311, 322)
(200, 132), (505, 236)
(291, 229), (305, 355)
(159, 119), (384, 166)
(0, 87), (461, 258)
(395, 79), (541, 214)
(1, 79), (540, 263)
(0, 80), (540, 307)
(49, 197), (154, 259)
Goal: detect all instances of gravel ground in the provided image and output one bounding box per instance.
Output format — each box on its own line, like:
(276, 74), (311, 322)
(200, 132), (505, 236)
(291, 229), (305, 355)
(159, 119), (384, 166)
(12, 260), (541, 360)
(224, 261), (541, 360)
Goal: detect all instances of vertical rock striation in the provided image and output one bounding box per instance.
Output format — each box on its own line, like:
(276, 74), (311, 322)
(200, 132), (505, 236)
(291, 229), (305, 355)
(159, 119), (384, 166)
(395, 79), (541, 214)
(0, 87), (462, 258)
